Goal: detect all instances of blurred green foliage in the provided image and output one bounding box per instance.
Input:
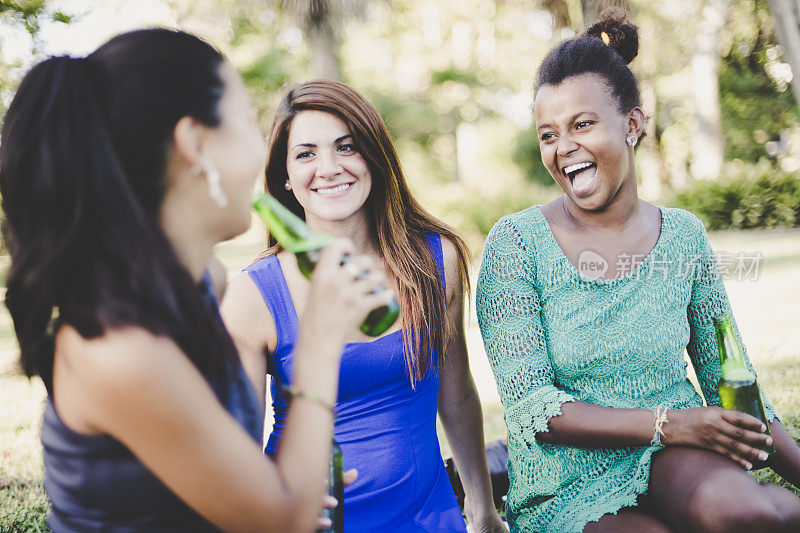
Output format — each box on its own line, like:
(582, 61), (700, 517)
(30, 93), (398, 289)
(0, 0), (70, 35)
(670, 160), (800, 230)
(455, 188), (548, 235)
(511, 126), (556, 188)
(719, 0), (800, 162)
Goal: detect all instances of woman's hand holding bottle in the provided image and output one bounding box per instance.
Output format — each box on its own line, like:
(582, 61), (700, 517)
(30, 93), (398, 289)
(299, 238), (394, 355)
(663, 407), (773, 470)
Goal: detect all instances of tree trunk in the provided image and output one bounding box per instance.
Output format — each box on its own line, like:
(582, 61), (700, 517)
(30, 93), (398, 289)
(308, 25), (341, 80)
(767, 0), (800, 111)
(580, 0), (627, 27)
(690, 0), (730, 180)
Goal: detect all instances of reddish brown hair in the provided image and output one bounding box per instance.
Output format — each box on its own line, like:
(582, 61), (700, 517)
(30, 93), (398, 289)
(264, 80), (469, 382)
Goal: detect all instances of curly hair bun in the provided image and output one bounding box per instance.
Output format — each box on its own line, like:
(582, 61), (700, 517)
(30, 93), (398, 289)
(584, 7), (639, 64)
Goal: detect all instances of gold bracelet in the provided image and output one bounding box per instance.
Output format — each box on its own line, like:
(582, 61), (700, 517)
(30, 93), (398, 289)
(651, 406), (669, 447)
(279, 385), (336, 416)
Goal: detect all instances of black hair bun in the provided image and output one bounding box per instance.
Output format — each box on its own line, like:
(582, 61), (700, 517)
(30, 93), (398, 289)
(584, 7), (639, 64)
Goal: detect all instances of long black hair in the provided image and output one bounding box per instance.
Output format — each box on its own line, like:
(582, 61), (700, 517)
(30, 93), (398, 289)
(535, 8), (643, 137)
(0, 29), (238, 394)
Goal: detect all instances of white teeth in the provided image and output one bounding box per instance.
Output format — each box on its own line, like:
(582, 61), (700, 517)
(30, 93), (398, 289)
(563, 162), (594, 175)
(315, 183), (351, 196)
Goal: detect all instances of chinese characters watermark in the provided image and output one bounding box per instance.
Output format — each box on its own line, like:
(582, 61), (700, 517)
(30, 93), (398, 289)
(576, 250), (763, 281)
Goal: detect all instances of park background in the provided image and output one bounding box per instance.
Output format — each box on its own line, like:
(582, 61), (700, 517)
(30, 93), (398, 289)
(1, 0), (799, 530)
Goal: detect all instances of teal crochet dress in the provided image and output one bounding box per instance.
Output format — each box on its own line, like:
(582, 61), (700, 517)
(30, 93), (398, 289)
(476, 206), (779, 533)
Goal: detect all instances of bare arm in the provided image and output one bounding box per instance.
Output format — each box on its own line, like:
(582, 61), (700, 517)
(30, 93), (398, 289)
(540, 402), (654, 447)
(541, 400), (770, 472)
(437, 237), (505, 532)
(220, 272), (274, 404)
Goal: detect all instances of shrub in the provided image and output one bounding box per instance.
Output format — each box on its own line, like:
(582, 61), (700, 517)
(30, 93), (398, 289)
(668, 160), (800, 230)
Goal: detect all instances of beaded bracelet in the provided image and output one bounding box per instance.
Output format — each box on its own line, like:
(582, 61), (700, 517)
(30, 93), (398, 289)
(651, 406), (669, 447)
(279, 385), (336, 416)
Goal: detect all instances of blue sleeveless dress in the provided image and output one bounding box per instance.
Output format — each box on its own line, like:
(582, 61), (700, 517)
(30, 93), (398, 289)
(245, 234), (467, 533)
(40, 273), (264, 532)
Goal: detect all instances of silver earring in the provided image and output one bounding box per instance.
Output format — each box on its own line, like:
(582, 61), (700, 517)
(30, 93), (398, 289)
(195, 156), (228, 207)
(626, 135), (638, 147)
(284, 180), (292, 191)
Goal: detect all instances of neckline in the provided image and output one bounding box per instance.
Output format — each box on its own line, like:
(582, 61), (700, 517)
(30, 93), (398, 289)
(532, 204), (667, 284)
(271, 254), (404, 346)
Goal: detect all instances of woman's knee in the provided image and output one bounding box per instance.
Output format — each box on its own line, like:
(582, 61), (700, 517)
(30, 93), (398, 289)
(686, 476), (783, 532)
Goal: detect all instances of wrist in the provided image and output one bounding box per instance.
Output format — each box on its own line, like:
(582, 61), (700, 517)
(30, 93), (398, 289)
(650, 406), (669, 447)
(464, 489), (496, 512)
(660, 408), (680, 446)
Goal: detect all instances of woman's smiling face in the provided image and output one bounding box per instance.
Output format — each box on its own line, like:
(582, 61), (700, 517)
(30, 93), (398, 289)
(534, 73), (642, 212)
(285, 110), (372, 227)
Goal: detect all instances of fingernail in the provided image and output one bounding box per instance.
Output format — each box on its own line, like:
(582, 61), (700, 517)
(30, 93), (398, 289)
(319, 518), (332, 527)
(745, 462), (752, 470)
(761, 424), (766, 432)
(766, 437), (773, 445)
(759, 451), (768, 461)
(324, 496), (338, 507)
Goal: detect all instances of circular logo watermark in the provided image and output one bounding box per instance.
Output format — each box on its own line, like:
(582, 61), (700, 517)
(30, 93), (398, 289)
(577, 250), (608, 279)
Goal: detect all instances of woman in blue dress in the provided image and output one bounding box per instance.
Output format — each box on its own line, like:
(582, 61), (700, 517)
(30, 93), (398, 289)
(221, 80), (506, 532)
(1, 29), (390, 532)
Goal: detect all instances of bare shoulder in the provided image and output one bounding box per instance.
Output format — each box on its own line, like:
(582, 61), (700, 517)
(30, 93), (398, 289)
(57, 324), (183, 390)
(220, 271), (275, 353)
(221, 271), (269, 321)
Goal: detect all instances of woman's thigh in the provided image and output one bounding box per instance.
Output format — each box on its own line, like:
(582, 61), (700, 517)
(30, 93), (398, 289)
(648, 446), (798, 532)
(582, 508), (671, 533)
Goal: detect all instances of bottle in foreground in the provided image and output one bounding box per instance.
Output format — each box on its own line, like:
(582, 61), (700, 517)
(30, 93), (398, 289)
(252, 192), (400, 336)
(713, 316), (775, 457)
(319, 439), (344, 533)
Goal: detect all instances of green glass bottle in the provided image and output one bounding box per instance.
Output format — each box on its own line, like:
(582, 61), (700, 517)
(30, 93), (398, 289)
(252, 193), (400, 336)
(714, 316), (775, 457)
(319, 439), (344, 533)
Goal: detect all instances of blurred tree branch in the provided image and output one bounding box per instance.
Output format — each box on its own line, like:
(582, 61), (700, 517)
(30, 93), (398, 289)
(767, 0), (800, 110)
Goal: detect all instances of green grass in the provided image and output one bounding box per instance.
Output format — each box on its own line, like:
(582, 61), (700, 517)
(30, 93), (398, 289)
(0, 320), (50, 532)
(1, 227), (799, 528)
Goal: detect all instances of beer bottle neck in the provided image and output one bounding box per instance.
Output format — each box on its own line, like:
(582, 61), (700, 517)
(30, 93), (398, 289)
(714, 318), (751, 378)
(252, 193), (329, 252)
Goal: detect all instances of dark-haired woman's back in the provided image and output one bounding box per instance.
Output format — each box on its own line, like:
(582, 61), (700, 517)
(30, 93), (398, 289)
(42, 277), (262, 533)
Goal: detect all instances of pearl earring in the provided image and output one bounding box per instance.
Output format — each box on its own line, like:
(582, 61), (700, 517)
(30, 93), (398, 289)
(192, 157), (228, 207)
(626, 135), (638, 147)
(284, 180), (292, 191)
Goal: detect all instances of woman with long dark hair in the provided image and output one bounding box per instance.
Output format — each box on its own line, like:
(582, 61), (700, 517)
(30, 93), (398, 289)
(477, 10), (800, 533)
(221, 80), (506, 532)
(0, 29), (389, 532)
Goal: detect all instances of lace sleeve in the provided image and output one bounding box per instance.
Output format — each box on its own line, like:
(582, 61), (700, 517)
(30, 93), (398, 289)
(477, 217), (575, 451)
(685, 220), (780, 422)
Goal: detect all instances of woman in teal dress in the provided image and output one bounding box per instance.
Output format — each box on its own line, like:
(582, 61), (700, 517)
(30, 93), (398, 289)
(476, 10), (800, 533)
